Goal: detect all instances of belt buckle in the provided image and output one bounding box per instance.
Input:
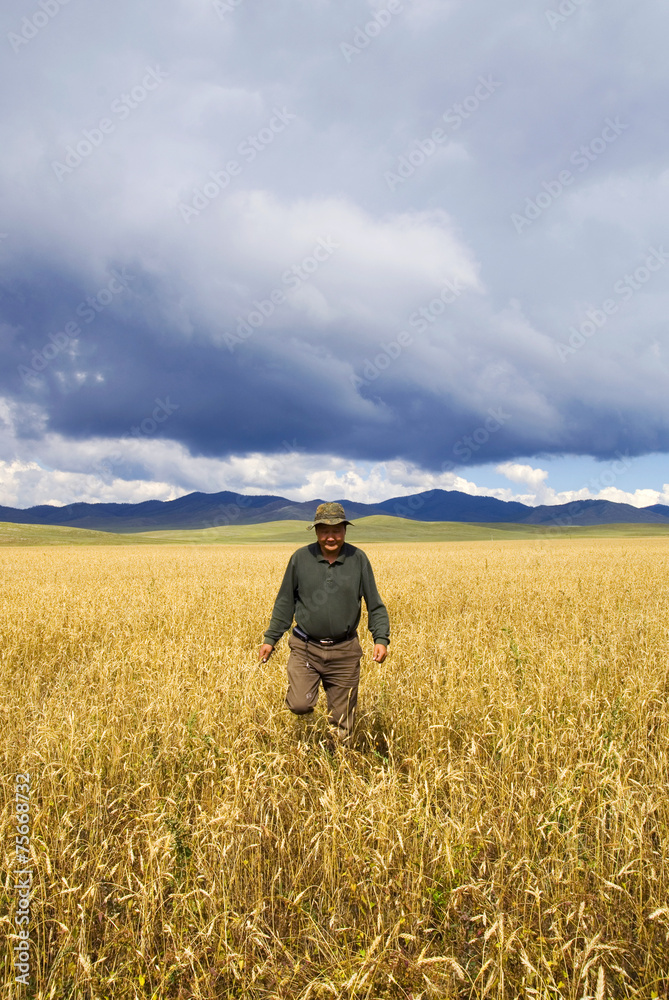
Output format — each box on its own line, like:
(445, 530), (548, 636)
(320, 637), (335, 646)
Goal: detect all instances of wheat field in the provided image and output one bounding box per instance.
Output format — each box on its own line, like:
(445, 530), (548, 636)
(1, 538), (668, 999)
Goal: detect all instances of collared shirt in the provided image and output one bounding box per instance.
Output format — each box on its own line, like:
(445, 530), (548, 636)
(263, 542), (390, 646)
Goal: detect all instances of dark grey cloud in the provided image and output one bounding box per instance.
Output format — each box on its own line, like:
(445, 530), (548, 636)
(1, 0), (669, 494)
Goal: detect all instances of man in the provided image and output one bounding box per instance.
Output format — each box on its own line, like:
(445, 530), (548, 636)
(258, 502), (389, 742)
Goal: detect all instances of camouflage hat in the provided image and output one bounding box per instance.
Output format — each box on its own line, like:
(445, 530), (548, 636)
(307, 501), (354, 529)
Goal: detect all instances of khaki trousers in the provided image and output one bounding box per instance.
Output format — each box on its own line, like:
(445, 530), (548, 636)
(285, 633), (362, 739)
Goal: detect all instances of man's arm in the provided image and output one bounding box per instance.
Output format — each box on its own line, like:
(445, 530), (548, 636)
(360, 553), (390, 655)
(259, 556), (298, 659)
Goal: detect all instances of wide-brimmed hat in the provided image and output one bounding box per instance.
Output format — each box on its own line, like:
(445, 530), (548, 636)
(307, 501), (354, 529)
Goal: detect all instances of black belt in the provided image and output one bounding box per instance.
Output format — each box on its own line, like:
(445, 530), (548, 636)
(293, 625), (357, 647)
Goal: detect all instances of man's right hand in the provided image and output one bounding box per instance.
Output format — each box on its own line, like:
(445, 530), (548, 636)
(258, 643), (274, 663)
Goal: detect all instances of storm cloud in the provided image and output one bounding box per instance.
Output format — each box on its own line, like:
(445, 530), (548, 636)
(1, 0), (668, 506)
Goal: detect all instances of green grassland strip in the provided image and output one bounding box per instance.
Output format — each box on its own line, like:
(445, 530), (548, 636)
(0, 522), (156, 546)
(2, 516), (669, 546)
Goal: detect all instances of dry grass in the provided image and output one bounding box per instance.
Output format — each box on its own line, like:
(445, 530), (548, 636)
(1, 538), (668, 999)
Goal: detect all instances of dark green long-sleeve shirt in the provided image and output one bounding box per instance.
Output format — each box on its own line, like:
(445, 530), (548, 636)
(263, 542), (390, 646)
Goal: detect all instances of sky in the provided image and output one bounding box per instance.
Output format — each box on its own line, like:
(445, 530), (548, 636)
(1, 0), (668, 510)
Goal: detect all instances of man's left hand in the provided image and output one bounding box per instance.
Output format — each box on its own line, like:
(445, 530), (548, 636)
(372, 644), (387, 662)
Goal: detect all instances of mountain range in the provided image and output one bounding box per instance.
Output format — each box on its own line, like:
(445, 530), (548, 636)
(1, 490), (669, 533)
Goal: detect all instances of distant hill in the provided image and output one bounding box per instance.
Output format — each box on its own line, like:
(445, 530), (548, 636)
(521, 499), (669, 526)
(374, 491), (530, 523)
(0, 489), (668, 533)
(645, 503), (669, 518)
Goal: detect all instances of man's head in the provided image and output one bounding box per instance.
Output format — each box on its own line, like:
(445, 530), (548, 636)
(314, 521), (346, 558)
(309, 502), (352, 559)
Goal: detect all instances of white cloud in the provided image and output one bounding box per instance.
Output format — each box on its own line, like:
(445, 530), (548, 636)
(496, 461), (559, 504)
(200, 191), (484, 333)
(2, 423), (668, 512)
(496, 461), (548, 489)
(0, 460), (182, 508)
(597, 485), (669, 508)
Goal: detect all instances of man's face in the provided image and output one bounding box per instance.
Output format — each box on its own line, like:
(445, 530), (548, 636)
(315, 522), (346, 557)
